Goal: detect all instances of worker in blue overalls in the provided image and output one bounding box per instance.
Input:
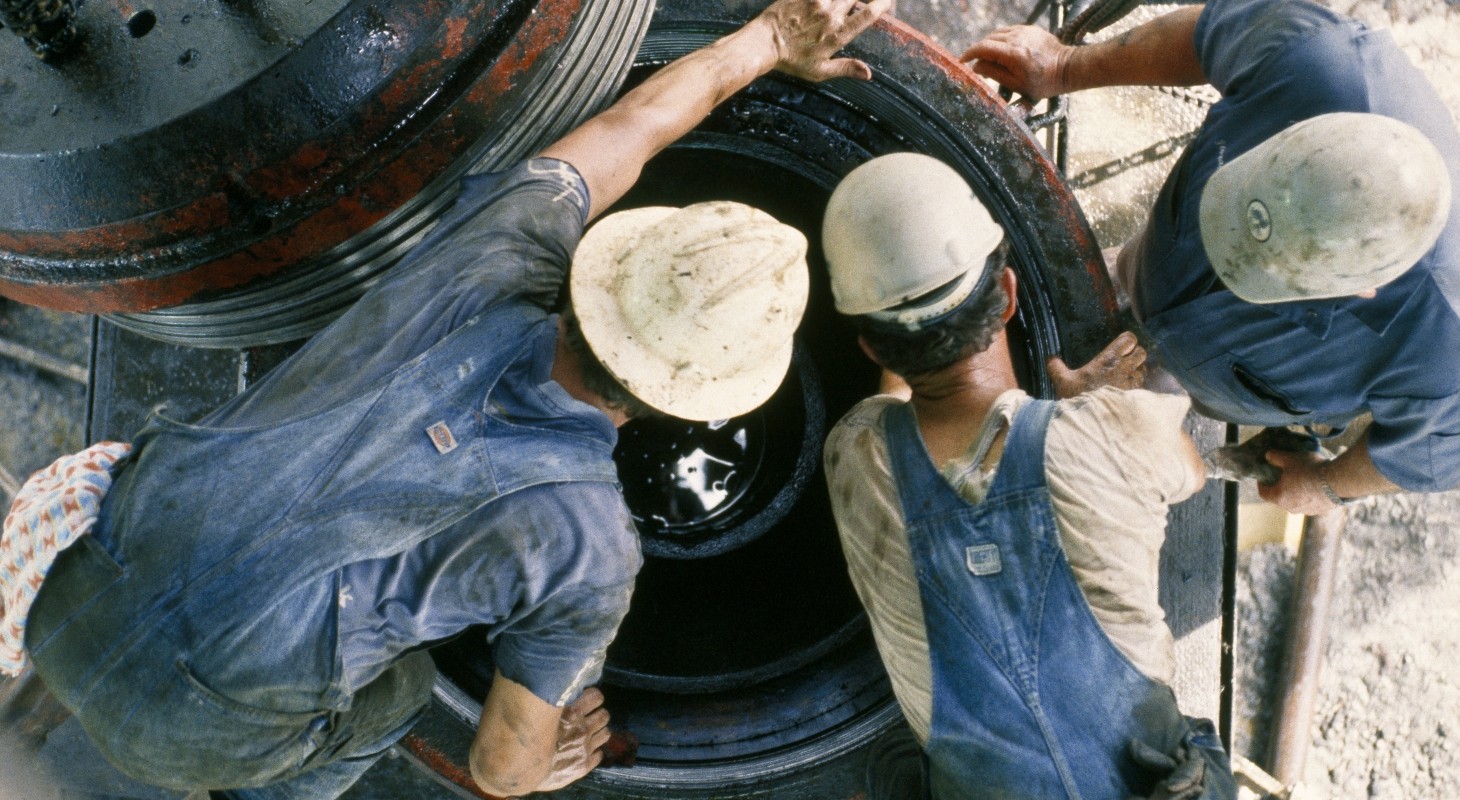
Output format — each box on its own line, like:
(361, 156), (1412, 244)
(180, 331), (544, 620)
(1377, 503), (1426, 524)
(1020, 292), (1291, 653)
(821, 153), (1237, 799)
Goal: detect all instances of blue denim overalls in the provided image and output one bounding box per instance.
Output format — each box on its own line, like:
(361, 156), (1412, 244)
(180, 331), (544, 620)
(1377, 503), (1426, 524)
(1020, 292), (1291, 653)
(884, 400), (1234, 799)
(26, 301), (620, 793)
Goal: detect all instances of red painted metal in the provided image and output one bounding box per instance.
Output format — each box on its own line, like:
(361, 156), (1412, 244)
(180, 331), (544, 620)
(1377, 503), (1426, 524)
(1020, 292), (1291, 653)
(0, 0), (584, 313)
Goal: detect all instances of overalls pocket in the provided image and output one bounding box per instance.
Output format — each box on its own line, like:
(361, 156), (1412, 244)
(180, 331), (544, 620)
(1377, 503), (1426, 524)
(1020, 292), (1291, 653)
(26, 536), (125, 657)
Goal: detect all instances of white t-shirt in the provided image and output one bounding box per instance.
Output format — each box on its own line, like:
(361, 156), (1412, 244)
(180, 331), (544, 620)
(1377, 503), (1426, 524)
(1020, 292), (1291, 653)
(823, 387), (1202, 745)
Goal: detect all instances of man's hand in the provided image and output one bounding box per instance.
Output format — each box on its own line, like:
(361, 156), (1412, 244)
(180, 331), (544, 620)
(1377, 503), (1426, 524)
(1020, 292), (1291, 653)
(1128, 738), (1207, 800)
(1047, 331), (1146, 399)
(1258, 450), (1339, 516)
(760, 0), (890, 82)
(534, 688), (613, 792)
(541, 0), (888, 220)
(961, 25), (1073, 101)
(963, 7), (1206, 101)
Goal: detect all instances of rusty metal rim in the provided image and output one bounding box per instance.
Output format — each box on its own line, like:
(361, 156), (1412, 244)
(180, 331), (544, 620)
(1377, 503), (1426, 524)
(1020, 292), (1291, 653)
(103, 0), (655, 348)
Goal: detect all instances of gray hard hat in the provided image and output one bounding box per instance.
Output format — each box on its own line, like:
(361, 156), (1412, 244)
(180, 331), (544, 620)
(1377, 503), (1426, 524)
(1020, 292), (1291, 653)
(822, 153), (1004, 329)
(1199, 112), (1451, 304)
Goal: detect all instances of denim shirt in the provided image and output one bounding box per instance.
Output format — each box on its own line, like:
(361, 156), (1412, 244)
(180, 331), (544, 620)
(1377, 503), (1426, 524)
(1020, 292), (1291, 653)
(31, 160), (641, 728)
(1136, 0), (1460, 491)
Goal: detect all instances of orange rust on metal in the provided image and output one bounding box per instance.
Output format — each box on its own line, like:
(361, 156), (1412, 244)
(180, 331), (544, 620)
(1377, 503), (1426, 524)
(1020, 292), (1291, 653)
(0, 0), (590, 313)
(0, 194), (233, 260)
(400, 733), (505, 800)
(441, 17), (470, 59)
(484, 0), (581, 97)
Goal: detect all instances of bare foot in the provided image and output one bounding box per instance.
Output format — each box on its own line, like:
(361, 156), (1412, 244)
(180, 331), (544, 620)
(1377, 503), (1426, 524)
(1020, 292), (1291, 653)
(1046, 331), (1146, 398)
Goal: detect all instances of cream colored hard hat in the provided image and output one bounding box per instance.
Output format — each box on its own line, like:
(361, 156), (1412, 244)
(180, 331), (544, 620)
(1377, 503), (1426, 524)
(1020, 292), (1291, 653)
(822, 152), (1004, 329)
(1199, 112), (1452, 304)
(570, 201), (809, 421)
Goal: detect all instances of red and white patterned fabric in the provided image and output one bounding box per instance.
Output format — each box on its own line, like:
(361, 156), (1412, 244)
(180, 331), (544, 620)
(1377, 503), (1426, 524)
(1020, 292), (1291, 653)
(1, 442), (132, 676)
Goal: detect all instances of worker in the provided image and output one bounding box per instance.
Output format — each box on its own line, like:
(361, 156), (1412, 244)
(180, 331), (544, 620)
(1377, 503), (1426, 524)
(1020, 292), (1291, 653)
(821, 153), (1236, 799)
(0, 0), (889, 797)
(962, 0), (1457, 515)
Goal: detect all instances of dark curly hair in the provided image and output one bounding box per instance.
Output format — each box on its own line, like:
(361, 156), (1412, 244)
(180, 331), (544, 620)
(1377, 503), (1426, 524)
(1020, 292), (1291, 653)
(856, 243), (1011, 379)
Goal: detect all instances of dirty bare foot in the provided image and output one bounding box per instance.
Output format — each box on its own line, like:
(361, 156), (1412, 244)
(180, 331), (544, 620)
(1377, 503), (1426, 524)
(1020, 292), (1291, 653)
(1046, 331), (1146, 398)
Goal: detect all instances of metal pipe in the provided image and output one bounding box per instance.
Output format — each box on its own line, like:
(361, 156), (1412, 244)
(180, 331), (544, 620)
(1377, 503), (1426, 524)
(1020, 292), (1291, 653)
(1266, 506), (1347, 785)
(0, 335), (88, 385)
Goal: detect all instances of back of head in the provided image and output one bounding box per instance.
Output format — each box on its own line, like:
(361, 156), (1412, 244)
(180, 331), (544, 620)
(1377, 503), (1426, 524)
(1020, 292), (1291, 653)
(570, 201), (809, 421)
(1199, 112), (1452, 304)
(822, 152), (1005, 330)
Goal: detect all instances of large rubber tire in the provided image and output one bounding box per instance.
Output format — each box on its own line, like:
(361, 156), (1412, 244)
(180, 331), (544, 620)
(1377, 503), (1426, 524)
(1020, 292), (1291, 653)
(407, 3), (1120, 798)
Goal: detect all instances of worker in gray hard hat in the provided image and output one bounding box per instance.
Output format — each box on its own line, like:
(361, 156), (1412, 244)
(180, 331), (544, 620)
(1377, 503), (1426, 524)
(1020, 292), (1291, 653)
(5, 1), (886, 798)
(821, 152), (1236, 799)
(964, 0), (1459, 514)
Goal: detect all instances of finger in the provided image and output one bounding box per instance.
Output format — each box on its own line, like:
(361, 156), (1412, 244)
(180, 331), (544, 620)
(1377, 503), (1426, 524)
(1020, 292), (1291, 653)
(1166, 753), (1205, 791)
(816, 57), (874, 81)
(584, 707), (612, 732)
(573, 686), (606, 712)
(969, 60), (1017, 87)
(961, 38), (1020, 65)
(852, 0), (893, 25)
(585, 748), (605, 773)
(1263, 450), (1291, 468)
(588, 726), (613, 752)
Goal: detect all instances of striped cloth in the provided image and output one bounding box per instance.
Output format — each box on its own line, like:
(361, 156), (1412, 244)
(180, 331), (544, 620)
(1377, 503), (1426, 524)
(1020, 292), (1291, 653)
(1, 442), (132, 676)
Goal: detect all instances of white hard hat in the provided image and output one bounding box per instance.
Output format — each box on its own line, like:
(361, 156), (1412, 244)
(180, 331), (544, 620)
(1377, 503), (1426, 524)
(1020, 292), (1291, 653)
(1199, 112), (1452, 304)
(822, 153), (1004, 329)
(570, 201), (809, 421)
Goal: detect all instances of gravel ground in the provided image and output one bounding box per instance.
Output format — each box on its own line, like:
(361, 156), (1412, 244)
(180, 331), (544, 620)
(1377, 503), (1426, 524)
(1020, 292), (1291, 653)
(3, 0), (1459, 797)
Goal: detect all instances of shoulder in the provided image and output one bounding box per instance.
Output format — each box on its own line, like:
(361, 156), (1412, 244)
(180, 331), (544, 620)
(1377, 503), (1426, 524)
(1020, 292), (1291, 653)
(491, 481), (643, 588)
(1196, 0), (1365, 97)
(1052, 386), (1190, 435)
(1047, 388), (1199, 500)
(827, 395), (900, 453)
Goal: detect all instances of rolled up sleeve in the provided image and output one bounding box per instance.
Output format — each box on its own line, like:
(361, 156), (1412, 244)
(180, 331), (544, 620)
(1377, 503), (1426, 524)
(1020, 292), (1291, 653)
(1366, 393), (1460, 492)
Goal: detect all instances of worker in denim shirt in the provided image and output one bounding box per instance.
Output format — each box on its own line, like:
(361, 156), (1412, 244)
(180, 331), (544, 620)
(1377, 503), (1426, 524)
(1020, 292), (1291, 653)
(14, 0), (890, 798)
(964, 0), (1457, 514)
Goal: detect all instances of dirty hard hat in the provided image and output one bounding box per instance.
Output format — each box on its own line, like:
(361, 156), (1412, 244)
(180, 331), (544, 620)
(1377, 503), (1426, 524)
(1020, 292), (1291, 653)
(1199, 112), (1452, 304)
(822, 152), (1004, 330)
(570, 201), (809, 421)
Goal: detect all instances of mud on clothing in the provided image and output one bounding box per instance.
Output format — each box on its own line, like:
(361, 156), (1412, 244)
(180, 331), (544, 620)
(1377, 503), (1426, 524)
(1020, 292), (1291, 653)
(840, 396), (1231, 798)
(825, 388), (1200, 746)
(1130, 0), (1460, 492)
(25, 159), (642, 793)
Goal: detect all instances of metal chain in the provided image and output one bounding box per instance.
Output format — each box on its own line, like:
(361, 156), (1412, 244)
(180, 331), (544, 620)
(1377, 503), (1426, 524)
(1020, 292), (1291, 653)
(1068, 129), (1199, 188)
(1, 0), (80, 61)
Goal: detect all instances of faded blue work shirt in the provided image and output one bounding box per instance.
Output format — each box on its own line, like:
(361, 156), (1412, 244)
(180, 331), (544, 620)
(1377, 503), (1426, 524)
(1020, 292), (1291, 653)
(213, 158), (641, 704)
(1135, 0), (1460, 491)
(27, 159), (643, 791)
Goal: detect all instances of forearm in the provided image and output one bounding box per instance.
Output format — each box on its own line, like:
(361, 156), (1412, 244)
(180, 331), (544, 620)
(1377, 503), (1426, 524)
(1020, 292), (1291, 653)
(470, 672), (560, 797)
(1324, 433), (1401, 501)
(1063, 6), (1206, 92)
(542, 0), (884, 219)
(541, 19), (780, 220)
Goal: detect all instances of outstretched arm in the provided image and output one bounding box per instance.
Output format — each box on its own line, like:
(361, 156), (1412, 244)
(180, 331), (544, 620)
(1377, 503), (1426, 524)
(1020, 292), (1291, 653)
(541, 0), (891, 221)
(960, 5), (1206, 101)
